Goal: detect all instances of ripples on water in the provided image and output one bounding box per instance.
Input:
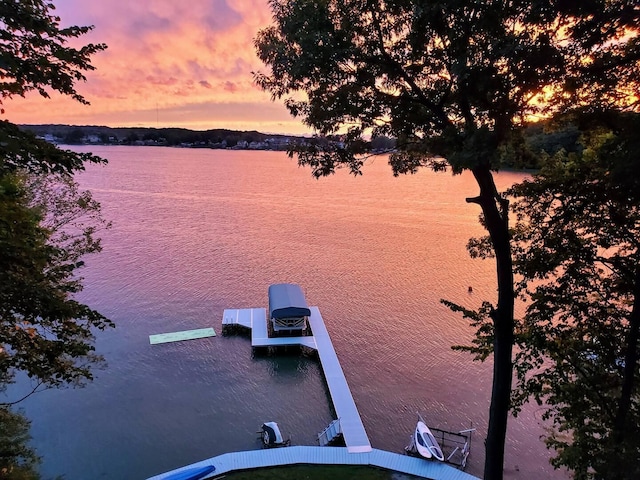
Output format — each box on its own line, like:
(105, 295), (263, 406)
(7, 146), (566, 479)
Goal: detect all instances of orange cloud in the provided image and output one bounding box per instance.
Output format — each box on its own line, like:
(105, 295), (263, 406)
(4, 0), (308, 135)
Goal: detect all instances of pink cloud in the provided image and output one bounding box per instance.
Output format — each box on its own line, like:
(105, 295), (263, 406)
(5, 0), (308, 134)
(223, 81), (238, 93)
(145, 76), (179, 86)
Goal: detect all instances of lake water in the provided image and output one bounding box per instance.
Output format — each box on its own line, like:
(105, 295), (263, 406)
(7, 146), (566, 479)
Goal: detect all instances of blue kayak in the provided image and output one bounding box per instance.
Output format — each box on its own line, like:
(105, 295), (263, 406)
(162, 465), (216, 480)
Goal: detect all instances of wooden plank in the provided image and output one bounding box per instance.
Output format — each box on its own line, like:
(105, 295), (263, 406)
(149, 327), (216, 345)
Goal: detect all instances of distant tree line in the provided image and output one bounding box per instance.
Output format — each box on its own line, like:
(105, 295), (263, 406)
(20, 120), (605, 169)
(19, 124), (303, 149)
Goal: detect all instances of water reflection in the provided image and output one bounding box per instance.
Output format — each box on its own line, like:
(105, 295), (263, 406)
(251, 348), (318, 379)
(6, 146), (565, 480)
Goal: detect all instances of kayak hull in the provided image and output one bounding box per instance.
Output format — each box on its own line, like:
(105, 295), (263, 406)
(163, 465), (216, 480)
(415, 421), (445, 461)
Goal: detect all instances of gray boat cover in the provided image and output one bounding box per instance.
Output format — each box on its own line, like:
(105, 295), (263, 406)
(268, 283), (311, 319)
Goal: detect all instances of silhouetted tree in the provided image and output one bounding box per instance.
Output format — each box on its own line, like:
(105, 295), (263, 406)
(1, 2), (111, 476)
(254, 2), (639, 477)
(506, 112), (640, 479)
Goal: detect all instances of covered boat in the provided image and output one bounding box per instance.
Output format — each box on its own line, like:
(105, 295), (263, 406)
(268, 283), (310, 333)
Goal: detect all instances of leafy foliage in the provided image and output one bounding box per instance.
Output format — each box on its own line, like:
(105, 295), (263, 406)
(444, 299), (495, 362)
(0, 170), (113, 397)
(256, 1), (638, 173)
(0, 0), (106, 106)
(0, 0), (112, 398)
(0, 120), (105, 175)
(256, 0), (564, 174)
(0, 407), (39, 480)
(0, 10), (113, 480)
(461, 112), (640, 478)
(507, 113), (640, 479)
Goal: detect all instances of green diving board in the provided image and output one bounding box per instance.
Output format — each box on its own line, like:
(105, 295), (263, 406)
(149, 327), (216, 345)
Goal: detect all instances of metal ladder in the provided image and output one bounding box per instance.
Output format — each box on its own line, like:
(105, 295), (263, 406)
(318, 419), (342, 446)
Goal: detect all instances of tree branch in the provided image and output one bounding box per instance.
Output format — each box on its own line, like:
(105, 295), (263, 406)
(0, 381), (47, 406)
(369, 8), (452, 130)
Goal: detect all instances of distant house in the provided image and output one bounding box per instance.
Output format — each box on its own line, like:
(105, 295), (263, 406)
(248, 141), (267, 149)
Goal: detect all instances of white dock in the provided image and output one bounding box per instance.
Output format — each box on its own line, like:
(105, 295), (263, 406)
(222, 307), (369, 452)
(147, 446), (480, 480)
(222, 307), (318, 349)
(151, 304), (480, 480)
(222, 307), (259, 329)
(307, 307), (371, 453)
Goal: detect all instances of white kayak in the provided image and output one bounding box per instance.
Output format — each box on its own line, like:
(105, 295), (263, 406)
(414, 420), (445, 461)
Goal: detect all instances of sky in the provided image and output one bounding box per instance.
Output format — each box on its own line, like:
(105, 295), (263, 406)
(5, 0), (311, 135)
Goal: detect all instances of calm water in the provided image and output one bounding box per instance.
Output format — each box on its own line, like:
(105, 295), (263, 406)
(7, 146), (566, 479)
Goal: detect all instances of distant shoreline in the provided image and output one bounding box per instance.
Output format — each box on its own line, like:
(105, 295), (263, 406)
(20, 123), (306, 152)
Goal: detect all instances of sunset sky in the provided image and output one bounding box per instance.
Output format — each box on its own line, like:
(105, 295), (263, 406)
(5, 0), (311, 135)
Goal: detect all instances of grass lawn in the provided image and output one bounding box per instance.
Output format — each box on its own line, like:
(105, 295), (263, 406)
(216, 464), (419, 480)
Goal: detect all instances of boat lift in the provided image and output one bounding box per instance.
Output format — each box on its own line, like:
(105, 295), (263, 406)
(405, 415), (475, 470)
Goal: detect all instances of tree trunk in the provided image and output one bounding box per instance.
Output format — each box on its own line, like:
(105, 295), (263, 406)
(613, 266), (640, 440)
(469, 166), (515, 480)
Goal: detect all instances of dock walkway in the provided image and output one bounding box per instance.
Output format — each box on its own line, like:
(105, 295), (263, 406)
(147, 446), (479, 480)
(307, 307), (370, 453)
(223, 306), (368, 451)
